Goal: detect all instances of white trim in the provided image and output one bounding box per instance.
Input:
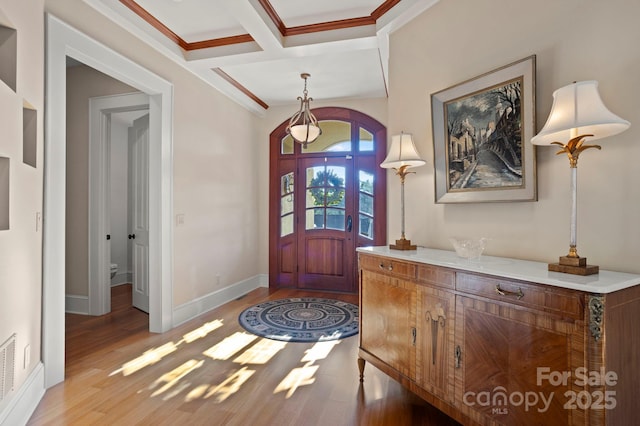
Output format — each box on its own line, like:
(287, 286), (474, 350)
(89, 92), (149, 316)
(172, 275), (268, 327)
(44, 13), (174, 388)
(65, 295), (89, 315)
(0, 362), (45, 426)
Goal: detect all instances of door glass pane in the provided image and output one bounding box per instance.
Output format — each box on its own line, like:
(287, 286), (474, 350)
(302, 120), (351, 153)
(281, 196), (294, 215)
(306, 207), (324, 230)
(359, 170), (374, 239)
(359, 128), (374, 151)
(359, 170), (374, 194)
(326, 208), (345, 230)
(281, 213), (294, 236)
(359, 214), (373, 239)
(281, 134), (294, 155)
(325, 166), (346, 208)
(306, 166), (325, 186)
(359, 193), (373, 216)
(307, 188), (324, 208)
(281, 172), (294, 196)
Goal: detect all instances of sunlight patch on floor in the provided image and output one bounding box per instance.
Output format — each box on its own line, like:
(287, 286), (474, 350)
(301, 340), (340, 363)
(204, 366), (255, 402)
(182, 319), (224, 343)
(203, 332), (258, 361)
(233, 338), (287, 365)
(273, 340), (341, 398)
(112, 341), (179, 376)
(110, 315), (347, 404)
(149, 359), (204, 397)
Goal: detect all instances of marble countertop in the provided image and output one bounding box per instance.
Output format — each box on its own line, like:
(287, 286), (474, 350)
(357, 246), (640, 294)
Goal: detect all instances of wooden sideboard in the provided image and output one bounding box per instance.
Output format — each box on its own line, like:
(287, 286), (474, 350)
(357, 247), (640, 426)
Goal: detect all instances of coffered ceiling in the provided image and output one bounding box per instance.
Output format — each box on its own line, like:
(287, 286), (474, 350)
(84, 0), (439, 114)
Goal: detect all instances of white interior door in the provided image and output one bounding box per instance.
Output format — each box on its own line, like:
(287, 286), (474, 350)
(129, 114), (150, 313)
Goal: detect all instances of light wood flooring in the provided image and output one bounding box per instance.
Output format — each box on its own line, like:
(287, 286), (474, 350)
(28, 285), (460, 426)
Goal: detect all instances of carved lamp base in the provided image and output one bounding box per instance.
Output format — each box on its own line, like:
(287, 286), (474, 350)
(389, 237), (417, 251)
(548, 255), (599, 276)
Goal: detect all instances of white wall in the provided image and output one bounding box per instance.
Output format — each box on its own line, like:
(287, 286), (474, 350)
(109, 118), (132, 285)
(387, 0), (640, 273)
(0, 0), (44, 416)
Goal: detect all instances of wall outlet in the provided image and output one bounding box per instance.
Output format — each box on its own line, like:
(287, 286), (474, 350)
(175, 213), (185, 226)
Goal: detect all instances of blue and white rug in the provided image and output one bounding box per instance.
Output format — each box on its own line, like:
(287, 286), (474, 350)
(238, 297), (359, 343)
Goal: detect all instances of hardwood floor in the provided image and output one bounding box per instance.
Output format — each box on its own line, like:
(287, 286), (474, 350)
(28, 285), (460, 426)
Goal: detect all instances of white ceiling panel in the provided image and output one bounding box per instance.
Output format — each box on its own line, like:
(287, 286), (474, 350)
(269, 0), (383, 27)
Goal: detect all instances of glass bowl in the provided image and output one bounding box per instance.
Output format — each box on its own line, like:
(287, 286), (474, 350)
(449, 237), (487, 259)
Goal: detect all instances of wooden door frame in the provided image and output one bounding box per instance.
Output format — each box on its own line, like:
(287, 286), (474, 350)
(268, 107), (387, 291)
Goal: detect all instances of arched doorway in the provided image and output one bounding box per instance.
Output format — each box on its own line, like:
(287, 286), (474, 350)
(269, 107), (387, 293)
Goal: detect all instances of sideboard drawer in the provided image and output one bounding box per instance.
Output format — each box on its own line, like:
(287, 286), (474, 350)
(416, 264), (455, 289)
(456, 272), (584, 320)
(359, 254), (416, 280)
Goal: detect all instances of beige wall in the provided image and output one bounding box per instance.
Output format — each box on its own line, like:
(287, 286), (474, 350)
(0, 0), (44, 406)
(387, 0), (640, 273)
(65, 64), (137, 296)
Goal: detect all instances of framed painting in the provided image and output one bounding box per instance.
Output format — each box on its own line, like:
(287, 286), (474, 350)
(431, 55), (537, 203)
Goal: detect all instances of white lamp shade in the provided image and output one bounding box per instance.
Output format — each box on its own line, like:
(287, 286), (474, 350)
(289, 123), (321, 144)
(381, 133), (426, 169)
(531, 80), (630, 145)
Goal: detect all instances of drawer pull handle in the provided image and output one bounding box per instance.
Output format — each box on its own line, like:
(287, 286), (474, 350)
(378, 262), (393, 271)
(411, 327), (416, 346)
(454, 345), (461, 369)
(495, 284), (524, 300)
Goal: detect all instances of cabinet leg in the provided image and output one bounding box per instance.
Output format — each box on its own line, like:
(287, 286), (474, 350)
(357, 357), (366, 382)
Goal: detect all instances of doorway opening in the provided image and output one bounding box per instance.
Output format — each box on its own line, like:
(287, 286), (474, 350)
(87, 92), (150, 316)
(269, 107), (387, 293)
(44, 14), (174, 388)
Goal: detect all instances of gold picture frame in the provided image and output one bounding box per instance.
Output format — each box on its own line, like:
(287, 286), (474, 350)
(431, 55), (537, 203)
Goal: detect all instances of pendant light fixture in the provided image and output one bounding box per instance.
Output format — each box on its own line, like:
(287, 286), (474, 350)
(286, 73), (321, 148)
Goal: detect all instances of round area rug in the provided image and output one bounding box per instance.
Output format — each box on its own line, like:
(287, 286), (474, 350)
(238, 298), (359, 343)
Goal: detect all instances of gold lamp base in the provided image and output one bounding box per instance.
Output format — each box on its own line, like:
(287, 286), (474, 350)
(389, 237), (417, 251)
(548, 255), (599, 276)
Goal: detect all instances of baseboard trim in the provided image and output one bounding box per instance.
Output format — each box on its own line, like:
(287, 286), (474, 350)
(110, 272), (131, 287)
(0, 362), (45, 426)
(173, 274), (268, 327)
(65, 294), (88, 314)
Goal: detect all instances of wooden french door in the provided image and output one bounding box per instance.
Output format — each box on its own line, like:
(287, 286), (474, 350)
(269, 107), (387, 293)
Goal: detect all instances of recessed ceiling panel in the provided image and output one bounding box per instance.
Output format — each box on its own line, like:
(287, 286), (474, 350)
(135, 0), (245, 42)
(269, 0), (385, 27)
(221, 48), (386, 106)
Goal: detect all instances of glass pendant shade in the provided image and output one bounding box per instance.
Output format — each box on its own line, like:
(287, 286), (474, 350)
(289, 123), (321, 144)
(531, 80), (630, 145)
(381, 132), (426, 169)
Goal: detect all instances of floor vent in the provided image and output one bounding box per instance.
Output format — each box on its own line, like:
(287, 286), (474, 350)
(0, 333), (16, 402)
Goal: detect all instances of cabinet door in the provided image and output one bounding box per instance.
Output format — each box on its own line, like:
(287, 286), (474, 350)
(455, 295), (586, 426)
(415, 285), (455, 402)
(360, 269), (415, 378)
